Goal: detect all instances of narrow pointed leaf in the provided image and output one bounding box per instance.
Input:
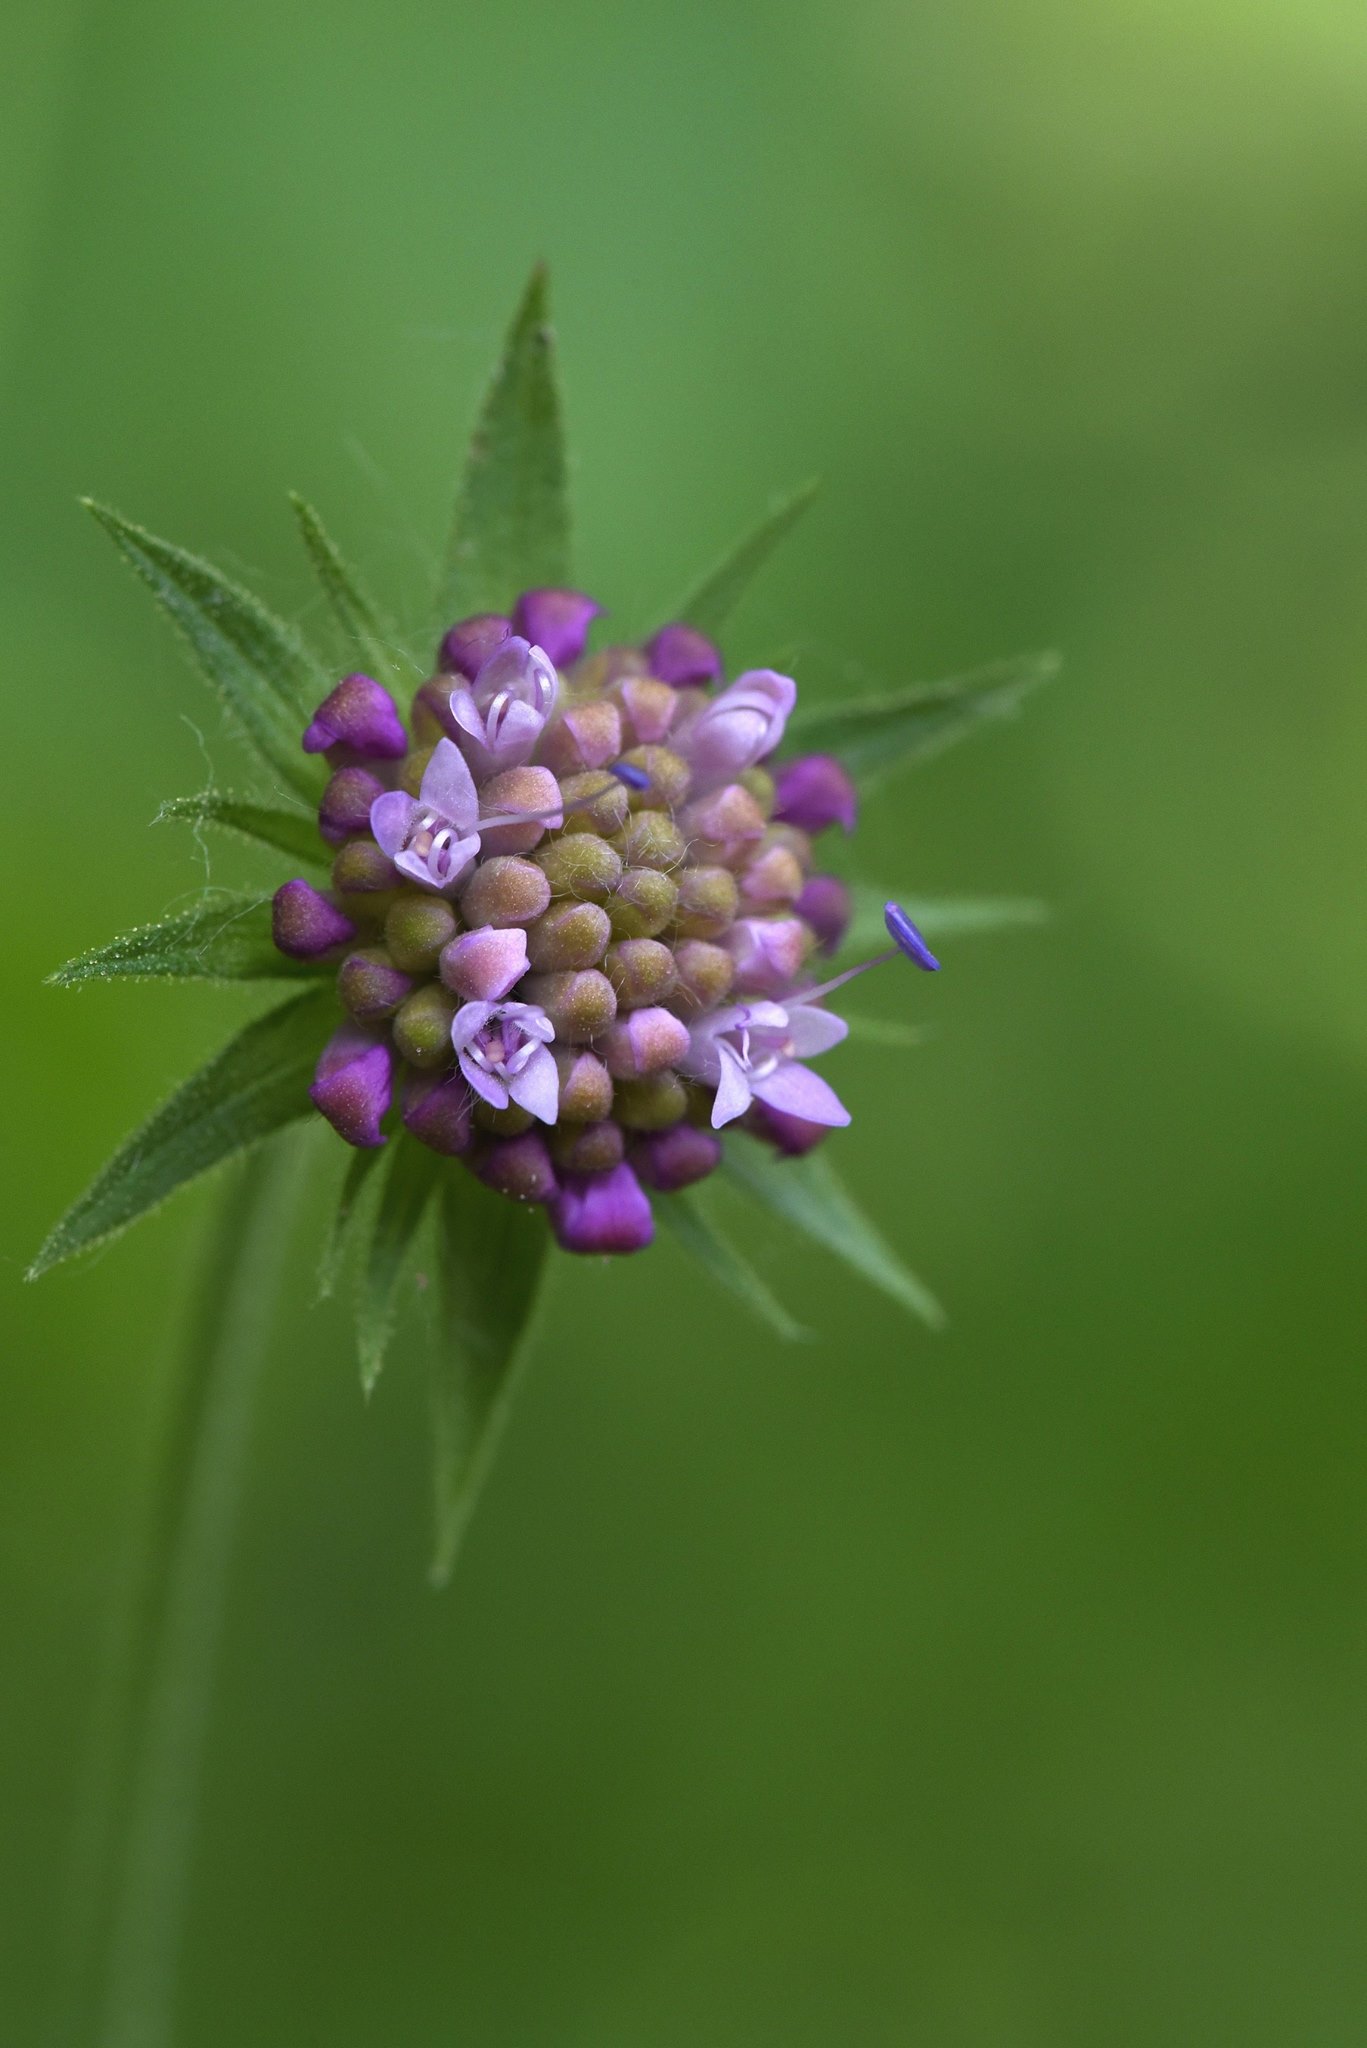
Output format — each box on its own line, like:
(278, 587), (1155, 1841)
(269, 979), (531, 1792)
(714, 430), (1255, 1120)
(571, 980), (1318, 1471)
(49, 895), (324, 988)
(83, 500), (325, 799)
(289, 493), (410, 685)
(657, 1190), (809, 1342)
(440, 265), (569, 619)
(317, 1145), (382, 1302)
(788, 652), (1059, 791)
(355, 1137), (440, 1395)
(724, 1138), (945, 1331)
(673, 477), (820, 640)
(837, 885), (1051, 959)
(29, 986), (335, 1278)
(428, 1177), (550, 1586)
(155, 791), (327, 869)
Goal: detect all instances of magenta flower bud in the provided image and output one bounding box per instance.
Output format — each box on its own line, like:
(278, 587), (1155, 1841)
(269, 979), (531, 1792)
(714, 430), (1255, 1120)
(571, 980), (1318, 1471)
(439, 924), (529, 1003)
(747, 1098), (831, 1157)
(402, 1069), (474, 1156)
(551, 1161), (654, 1255)
(795, 874), (852, 955)
(271, 879), (356, 959)
(512, 587), (602, 668)
(772, 753), (858, 835)
(309, 1026), (392, 1148)
(600, 1006), (691, 1079)
(319, 765), (386, 847)
(476, 1132), (559, 1204)
(302, 674), (407, 760)
(644, 623), (723, 688)
(436, 612), (513, 679)
(726, 915), (809, 995)
(684, 670), (796, 794)
(631, 1124), (722, 1191)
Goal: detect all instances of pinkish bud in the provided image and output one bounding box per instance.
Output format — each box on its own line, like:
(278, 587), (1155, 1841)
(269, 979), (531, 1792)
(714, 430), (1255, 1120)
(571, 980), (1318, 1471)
(683, 670), (796, 793)
(539, 699), (623, 775)
(271, 879), (356, 960)
(439, 925), (529, 1002)
(309, 1026), (392, 1148)
(726, 915), (809, 995)
(477, 765), (562, 858)
(601, 1006), (691, 1079)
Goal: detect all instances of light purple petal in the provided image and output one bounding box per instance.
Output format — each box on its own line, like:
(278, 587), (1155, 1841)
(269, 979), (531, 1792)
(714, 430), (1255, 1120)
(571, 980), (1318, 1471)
(508, 1042), (560, 1124)
(784, 1003), (850, 1057)
(499, 1001), (555, 1043)
(393, 848), (441, 892)
(441, 926), (529, 1003)
(711, 1043), (754, 1128)
(751, 1060), (850, 1126)
(420, 738), (480, 830)
(369, 789), (419, 860)
(450, 1000), (496, 1053)
(458, 1049), (509, 1110)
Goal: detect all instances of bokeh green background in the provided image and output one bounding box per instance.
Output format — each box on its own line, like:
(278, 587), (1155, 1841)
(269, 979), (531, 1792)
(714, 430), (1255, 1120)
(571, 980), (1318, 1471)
(5, 0), (1367, 2040)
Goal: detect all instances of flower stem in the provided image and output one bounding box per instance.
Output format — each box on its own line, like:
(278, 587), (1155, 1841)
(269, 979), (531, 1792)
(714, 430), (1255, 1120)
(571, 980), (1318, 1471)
(79, 1133), (306, 2048)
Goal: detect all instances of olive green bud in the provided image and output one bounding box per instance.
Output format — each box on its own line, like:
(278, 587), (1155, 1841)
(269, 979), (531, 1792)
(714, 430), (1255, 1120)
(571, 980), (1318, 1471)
(763, 822), (813, 867)
(384, 892), (462, 973)
(604, 939), (677, 1008)
(476, 1134), (557, 1203)
(521, 968), (617, 1042)
(391, 983), (459, 1068)
(613, 1070), (688, 1131)
(338, 945), (415, 1022)
(534, 832), (623, 901)
(549, 1120), (625, 1173)
(332, 836), (401, 896)
(525, 901), (612, 972)
(610, 812), (686, 871)
(739, 765), (776, 814)
(553, 1047), (614, 1122)
(671, 939), (736, 1012)
(672, 865), (739, 939)
(473, 1099), (535, 1137)
(459, 855), (551, 929)
(606, 867), (679, 940)
(553, 771), (629, 837)
(398, 744), (437, 797)
(618, 744), (691, 812)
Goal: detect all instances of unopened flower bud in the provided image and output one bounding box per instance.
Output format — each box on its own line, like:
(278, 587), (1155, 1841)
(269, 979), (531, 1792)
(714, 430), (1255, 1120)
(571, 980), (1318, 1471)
(610, 812), (685, 871)
(436, 612), (513, 679)
(673, 865), (740, 939)
(613, 1070), (688, 1130)
(618, 745), (691, 812)
(512, 588), (602, 668)
(631, 1123), (722, 1191)
(552, 772), (630, 838)
(459, 856), (550, 929)
(476, 1132), (559, 1203)
(397, 743), (436, 797)
(338, 945), (415, 1022)
(644, 623), (723, 688)
(795, 874), (851, 955)
(604, 939), (677, 1008)
(384, 892), (461, 973)
(551, 1162), (654, 1254)
(392, 983), (459, 1067)
(684, 669), (796, 793)
(739, 765), (776, 814)
(617, 676), (679, 745)
(747, 1098), (831, 1157)
(680, 784), (767, 864)
(309, 1026), (392, 1148)
(410, 679), (460, 746)
(303, 674), (407, 761)
(548, 1119), (625, 1173)
(319, 766), (385, 847)
(772, 752), (857, 834)
(601, 1006), (691, 1079)
(739, 842), (804, 908)
(439, 924), (529, 1002)
(553, 1047), (614, 1122)
(272, 879), (355, 960)
(606, 867), (678, 940)
(332, 837), (401, 897)
(472, 1100), (535, 1136)
(726, 915), (809, 995)
(525, 901), (611, 972)
(669, 939), (736, 1013)
(521, 969), (616, 1042)
(539, 699), (623, 776)
(478, 765), (562, 858)
(534, 832), (623, 901)
(402, 1069), (474, 1155)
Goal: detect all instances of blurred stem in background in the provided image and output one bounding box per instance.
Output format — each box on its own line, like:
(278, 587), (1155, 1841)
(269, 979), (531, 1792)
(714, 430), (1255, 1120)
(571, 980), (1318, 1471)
(59, 1133), (307, 2048)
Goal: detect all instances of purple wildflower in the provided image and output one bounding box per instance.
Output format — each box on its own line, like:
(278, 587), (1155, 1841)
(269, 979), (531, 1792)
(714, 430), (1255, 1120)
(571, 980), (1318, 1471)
(682, 997), (850, 1131)
(447, 636), (559, 780)
(369, 738), (481, 894)
(450, 999), (559, 1123)
(683, 669), (797, 793)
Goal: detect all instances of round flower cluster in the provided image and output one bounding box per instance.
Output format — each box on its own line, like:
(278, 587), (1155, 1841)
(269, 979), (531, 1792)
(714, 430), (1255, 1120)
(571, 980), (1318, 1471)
(272, 587), (919, 1254)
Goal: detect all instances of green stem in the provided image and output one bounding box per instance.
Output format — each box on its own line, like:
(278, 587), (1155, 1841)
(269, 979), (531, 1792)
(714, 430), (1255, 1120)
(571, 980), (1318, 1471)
(79, 1134), (305, 2048)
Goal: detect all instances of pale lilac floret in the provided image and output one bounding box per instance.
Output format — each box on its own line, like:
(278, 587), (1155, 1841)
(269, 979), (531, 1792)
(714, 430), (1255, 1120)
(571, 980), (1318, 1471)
(447, 635), (558, 780)
(450, 1000), (559, 1123)
(682, 998), (850, 1131)
(684, 669), (797, 794)
(369, 739), (481, 894)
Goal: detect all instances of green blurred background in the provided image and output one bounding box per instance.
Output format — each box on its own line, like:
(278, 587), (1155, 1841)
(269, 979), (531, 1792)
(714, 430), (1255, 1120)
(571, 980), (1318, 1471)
(5, 0), (1367, 2040)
